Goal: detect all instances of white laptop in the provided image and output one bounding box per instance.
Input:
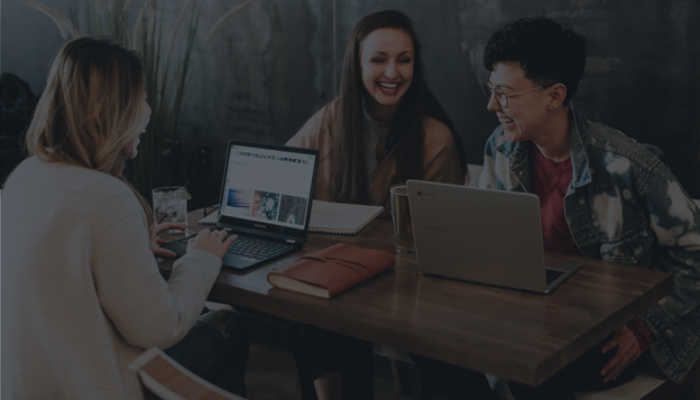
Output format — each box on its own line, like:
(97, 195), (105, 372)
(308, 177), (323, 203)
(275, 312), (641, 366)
(407, 180), (580, 294)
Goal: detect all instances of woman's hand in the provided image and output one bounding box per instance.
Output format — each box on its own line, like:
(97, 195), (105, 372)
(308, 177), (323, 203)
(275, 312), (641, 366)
(187, 229), (238, 259)
(150, 222), (187, 258)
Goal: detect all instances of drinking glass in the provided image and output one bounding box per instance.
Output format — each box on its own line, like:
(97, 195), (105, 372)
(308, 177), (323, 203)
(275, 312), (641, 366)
(152, 186), (189, 233)
(390, 183), (415, 253)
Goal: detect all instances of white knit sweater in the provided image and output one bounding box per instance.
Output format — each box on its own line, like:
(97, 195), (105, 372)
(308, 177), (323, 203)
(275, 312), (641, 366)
(1, 157), (222, 399)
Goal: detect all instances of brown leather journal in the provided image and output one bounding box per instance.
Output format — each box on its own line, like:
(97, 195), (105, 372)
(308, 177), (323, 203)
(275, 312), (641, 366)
(267, 243), (396, 298)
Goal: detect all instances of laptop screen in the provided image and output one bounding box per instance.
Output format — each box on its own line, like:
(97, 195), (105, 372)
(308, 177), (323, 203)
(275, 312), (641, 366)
(217, 142), (318, 241)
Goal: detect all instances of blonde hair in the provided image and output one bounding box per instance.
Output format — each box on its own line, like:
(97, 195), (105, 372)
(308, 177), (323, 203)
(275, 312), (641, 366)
(26, 36), (153, 224)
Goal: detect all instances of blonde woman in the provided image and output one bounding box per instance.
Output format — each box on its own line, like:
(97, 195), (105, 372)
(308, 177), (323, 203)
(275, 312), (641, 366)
(2, 36), (247, 399)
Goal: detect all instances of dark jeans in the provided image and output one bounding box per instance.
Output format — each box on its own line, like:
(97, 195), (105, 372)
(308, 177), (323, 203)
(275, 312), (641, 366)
(292, 324), (374, 400)
(409, 341), (650, 400)
(409, 353), (502, 400)
(165, 309), (250, 395)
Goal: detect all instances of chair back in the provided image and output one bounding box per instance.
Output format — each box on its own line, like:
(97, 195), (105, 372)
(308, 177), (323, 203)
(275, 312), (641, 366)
(465, 164), (483, 187)
(128, 348), (247, 400)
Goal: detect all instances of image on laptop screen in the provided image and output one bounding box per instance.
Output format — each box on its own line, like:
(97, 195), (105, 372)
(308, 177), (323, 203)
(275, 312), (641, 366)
(220, 144), (317, 232)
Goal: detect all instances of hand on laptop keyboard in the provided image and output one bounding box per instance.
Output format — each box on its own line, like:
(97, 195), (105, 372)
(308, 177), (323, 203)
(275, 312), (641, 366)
(187, 229), (238, 259)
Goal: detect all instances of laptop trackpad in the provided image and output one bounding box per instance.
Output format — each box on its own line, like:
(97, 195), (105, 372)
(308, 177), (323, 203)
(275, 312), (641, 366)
(222, 253), (259, 270)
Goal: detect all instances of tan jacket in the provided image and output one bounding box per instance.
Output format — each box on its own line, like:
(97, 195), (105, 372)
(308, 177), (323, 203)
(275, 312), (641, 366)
(286, 101), (464, 215)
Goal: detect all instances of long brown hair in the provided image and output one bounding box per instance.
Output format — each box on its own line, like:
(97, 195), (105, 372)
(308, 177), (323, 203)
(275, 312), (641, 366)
(330, 10), (466, 204)
(26, 36), (153, 224)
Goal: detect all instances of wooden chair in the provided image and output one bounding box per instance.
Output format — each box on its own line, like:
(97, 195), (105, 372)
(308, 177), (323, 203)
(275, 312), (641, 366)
(128, 347), (248, 400)
(465, 163), (483, 187)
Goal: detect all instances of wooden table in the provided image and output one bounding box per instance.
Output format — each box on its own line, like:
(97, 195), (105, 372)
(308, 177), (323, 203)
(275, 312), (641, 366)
(159, 209), (673, 387)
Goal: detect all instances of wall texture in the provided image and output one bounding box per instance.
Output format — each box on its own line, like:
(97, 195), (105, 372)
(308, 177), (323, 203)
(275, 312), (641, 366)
(2, 0), (699, 204)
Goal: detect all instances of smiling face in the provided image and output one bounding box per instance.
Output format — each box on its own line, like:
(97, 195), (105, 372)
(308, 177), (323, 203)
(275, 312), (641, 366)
(125, 90), (152, 159)
(486, 61), (552, 143)
(359, 28), (414, 121)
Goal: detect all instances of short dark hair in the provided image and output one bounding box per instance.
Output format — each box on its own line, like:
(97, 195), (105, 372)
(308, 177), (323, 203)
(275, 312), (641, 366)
(483, 17), (586, 105)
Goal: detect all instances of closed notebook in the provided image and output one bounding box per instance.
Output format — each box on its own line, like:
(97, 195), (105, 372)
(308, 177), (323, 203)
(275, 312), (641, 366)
(267, 243), (395, 298)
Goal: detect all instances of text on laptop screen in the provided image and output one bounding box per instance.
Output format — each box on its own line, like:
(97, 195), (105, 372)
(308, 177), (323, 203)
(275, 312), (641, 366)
(221, 145), (316, 229)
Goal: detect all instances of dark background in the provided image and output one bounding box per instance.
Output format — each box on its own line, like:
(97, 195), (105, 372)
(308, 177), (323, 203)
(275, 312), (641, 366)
(2, 0), (698, 207)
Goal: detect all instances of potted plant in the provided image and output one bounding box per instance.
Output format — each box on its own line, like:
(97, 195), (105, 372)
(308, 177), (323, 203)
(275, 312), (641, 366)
(23, 0), (252, 199)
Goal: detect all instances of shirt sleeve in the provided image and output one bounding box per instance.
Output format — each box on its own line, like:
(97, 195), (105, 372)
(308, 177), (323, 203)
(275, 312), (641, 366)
(89, 179), (222, 350)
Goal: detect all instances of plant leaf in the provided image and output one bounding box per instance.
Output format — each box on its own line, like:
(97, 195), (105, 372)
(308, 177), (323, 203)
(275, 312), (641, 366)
(168, 0), (194, 51)
(205, 0), (253, 43)
(130, 0), (147, 49)
(22, 0), (80, 39)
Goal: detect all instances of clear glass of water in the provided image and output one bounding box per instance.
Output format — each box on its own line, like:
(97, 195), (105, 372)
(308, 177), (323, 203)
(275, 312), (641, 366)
(152, 186), (189, 233)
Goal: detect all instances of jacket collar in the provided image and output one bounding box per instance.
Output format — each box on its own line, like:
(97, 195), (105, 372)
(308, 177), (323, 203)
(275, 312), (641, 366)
(496, 104), (592, 188)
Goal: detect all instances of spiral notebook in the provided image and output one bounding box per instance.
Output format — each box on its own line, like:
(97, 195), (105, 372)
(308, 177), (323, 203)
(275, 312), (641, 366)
(199, 200), (383, 235)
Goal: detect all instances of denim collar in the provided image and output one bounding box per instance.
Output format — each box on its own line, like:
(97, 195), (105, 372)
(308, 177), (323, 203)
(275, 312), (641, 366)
(496, 105), (592, 189)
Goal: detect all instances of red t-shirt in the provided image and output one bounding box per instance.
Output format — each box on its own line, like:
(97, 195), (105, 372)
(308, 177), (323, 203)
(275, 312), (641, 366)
(529, 145), (653, 351)
(529, 146), (580, 256)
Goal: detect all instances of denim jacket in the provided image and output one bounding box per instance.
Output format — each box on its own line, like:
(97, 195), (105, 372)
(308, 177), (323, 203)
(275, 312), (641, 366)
(477, 107), (700, 383)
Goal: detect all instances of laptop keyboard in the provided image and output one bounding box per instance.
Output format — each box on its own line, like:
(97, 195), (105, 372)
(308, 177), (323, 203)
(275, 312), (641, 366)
(545, 269), (565, 285)
(226, 236), (295, 260)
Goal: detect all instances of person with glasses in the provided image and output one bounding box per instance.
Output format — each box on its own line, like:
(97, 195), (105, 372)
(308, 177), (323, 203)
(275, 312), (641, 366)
(411, 16), (700, 400)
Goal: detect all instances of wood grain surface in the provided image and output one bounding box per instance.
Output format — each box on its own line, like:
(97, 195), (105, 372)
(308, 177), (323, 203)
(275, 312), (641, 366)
(159, 209), (673, 386)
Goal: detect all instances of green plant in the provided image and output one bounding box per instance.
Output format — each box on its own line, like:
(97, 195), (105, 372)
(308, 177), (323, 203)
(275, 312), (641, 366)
(23, 0), (252, 199)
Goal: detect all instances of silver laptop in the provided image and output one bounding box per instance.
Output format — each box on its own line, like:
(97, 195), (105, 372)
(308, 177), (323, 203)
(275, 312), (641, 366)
(407, 180), (580, 294)
(163, 141), (319, 270)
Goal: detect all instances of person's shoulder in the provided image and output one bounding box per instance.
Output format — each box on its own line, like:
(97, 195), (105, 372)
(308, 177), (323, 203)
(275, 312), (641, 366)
(287, 99), (337, 147)
(580, 116), (665, 172)
(4, 157), (137, 218)
(8, 156), (126, 193)
(306, 99), (337, 127)
(422, 116), (454, 145)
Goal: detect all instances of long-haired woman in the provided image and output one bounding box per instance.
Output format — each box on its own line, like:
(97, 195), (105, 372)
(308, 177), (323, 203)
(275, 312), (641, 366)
(287, 10), (467, 400)
(287, 10), (467, 213)
(2, 36), (246, 399)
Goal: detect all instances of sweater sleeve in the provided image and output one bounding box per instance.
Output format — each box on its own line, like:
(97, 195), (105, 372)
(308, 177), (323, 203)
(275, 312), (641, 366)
(88, 178), (221, 350)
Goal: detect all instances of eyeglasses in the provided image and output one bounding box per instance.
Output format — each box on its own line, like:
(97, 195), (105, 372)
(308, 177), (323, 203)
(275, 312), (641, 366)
(482, 83), (553, 108)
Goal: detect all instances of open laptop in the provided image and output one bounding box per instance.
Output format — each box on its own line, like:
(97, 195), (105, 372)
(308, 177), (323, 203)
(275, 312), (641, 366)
(163, 141), (319, 270)
(406, 180), (580, 294)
